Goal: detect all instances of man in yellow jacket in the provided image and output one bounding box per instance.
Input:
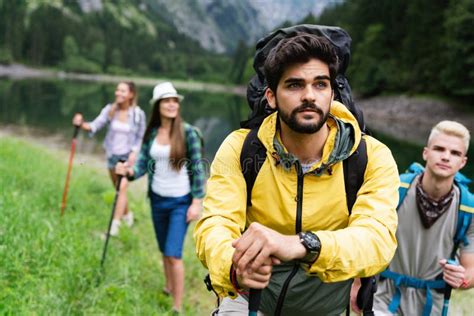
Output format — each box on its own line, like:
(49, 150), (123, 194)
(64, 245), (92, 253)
(194, 33), (399, 315)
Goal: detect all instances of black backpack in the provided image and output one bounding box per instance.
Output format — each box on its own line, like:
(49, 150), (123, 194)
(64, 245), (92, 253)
(241, 23), (369, 211)
(239, 24), (375, 315)
(241, 24), (366, 132)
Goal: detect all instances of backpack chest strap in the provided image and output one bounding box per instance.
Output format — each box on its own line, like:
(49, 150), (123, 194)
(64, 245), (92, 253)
(380, 269), (445, 316)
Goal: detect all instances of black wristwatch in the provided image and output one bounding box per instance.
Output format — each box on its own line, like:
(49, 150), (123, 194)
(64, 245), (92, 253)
(298, 231), (321, 264)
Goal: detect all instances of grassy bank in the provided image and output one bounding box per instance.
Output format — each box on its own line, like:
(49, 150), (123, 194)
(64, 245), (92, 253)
(0, 137), (215, 314)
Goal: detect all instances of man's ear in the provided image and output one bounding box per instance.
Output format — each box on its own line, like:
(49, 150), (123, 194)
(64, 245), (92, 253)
(459, 156), (467, 170)
(265, 88), (277, 110)
(422, 147), (428, 161)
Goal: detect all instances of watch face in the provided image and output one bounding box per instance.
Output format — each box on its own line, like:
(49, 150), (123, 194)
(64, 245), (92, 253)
(300, 232), (321, 252)
(299, 232), (321, 263)
(302, 232), (320, 251)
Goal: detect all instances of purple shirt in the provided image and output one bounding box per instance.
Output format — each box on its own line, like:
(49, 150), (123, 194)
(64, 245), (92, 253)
(88, 104), (146, 157)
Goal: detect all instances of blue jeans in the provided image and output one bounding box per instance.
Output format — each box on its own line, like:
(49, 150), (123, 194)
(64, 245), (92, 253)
(107, 152), (130, 169)
(149, 191), (192, 258)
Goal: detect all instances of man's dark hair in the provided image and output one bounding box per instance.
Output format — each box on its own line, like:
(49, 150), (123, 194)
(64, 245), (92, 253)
(263, 34), (339, 93)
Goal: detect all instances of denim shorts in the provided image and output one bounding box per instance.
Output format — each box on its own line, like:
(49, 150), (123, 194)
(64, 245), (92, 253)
(107, 152), (130, 169)
(149, 191), (192, 258)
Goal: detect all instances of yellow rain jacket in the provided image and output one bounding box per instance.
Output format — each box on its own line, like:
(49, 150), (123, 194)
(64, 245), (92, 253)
(194, 102), (399, 315)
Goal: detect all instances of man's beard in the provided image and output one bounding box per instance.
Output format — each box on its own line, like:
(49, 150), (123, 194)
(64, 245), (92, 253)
(277, 101), (329, 134)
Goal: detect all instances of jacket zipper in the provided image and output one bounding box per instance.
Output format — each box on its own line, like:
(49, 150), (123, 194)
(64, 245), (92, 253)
(274, 162), (304, 316)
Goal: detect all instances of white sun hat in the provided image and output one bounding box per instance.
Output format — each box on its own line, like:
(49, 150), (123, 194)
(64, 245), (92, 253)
(149, 82), (184, 105)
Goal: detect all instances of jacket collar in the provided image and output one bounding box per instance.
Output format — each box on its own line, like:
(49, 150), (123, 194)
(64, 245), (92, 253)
(259, 101), (361, 175)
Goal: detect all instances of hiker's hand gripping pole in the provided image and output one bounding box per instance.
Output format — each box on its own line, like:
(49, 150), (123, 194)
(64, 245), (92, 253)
(441, 258), (467, 316)
(100, 158), (126, 268)
(232, 223), (293, 316)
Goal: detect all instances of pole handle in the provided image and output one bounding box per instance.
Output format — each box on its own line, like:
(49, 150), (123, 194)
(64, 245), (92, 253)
(248, 288), (262, 315)
(442, 259), (458, 315)
(73, 125), (80, 138)
(115, 158), (127, 189)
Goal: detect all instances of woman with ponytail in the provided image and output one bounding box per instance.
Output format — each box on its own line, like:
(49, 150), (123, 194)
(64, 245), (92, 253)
(116, 82), (205, 314)
(72, 81), (146, 236)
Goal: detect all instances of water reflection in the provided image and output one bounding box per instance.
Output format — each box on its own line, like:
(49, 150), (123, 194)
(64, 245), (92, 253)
(0, 78), (248, 160)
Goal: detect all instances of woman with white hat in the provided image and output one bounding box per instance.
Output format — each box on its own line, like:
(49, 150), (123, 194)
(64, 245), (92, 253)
(72, 81), (146, 236)
(116, 81), (205, 314)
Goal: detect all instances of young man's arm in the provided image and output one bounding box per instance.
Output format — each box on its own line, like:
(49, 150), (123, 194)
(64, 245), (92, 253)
(306, 137), (400, 281)
(193, 130), (250, 298)
(460, 253), (474, 289)
(439, 253), (474, 289)
(448, 215), (474, 289)
(440, 215), (474, 290)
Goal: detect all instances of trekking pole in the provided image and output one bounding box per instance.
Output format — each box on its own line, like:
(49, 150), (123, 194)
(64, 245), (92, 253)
(248, 288), (262, 316)
(60, 125), (81, 216)
(441, 259), (458, 316)
(100, 159), (126, 268)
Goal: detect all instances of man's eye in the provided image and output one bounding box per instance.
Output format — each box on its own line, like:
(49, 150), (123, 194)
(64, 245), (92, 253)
(315, 81), (328, 89)
(287, 83), (302, 89)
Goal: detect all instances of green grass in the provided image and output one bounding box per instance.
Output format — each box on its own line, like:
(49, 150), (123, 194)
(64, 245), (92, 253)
(1, 137), (473, 315)
(0, 137), (215, 315)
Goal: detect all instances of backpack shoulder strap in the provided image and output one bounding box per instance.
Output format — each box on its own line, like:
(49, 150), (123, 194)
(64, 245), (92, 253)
(342, 136), (378, 315)
(240, 127), (267, 207)
(343, 137), (367, 214)
(398, 173), (417, 209)
(452, 183), (474, 257)
(397, 163), (424, 209)
(458, 182), (474, 214)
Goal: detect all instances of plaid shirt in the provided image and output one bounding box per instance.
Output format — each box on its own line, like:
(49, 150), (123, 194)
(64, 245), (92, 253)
(131, 123), (205, 199)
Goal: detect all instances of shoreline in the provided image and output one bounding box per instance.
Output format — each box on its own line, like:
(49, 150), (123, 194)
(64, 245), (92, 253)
(356, 95), (474, 145)
(0, 63), (246, 96)
(1, 63), (473, 146)
(0, 125), (148, 194)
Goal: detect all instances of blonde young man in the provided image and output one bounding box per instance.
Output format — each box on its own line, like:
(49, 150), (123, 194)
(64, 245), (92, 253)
(194, 34), (399, 315)
(359, 121), (474, 315)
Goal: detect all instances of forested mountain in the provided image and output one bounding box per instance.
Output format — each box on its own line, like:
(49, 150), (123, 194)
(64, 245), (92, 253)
(0, 0), (473, 103)
(145, 0), (338, 53)
(0, 0), (228, 81)
(0, 0), (336, 82)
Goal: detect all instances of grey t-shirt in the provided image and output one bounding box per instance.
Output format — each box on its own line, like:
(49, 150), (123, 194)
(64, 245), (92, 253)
(374, 176), (474, 315)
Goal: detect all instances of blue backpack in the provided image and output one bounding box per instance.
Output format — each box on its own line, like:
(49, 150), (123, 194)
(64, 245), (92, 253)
(381, 162), (474, 316)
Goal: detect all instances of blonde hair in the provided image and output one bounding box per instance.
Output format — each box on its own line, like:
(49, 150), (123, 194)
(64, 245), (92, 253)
(428, 120), (470, 152)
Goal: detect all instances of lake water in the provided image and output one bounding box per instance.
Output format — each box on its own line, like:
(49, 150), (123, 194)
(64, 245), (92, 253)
(1, 78), (472, 182)
(0, 78), (247, 159)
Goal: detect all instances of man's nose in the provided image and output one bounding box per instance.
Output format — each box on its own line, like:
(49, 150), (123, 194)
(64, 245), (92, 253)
(441, 151), (450, 161)
(301, 85), (316, 103)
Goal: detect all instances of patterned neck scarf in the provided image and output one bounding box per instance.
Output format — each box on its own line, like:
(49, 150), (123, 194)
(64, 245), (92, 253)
(416, 174), (454, 228)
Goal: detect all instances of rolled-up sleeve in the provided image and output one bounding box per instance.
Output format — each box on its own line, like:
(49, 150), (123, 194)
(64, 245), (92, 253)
(131, 136), (152, 181)
(88, 104), (111, 135)
(186, 126), (206, 199)
(131, 109), (146, 153)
